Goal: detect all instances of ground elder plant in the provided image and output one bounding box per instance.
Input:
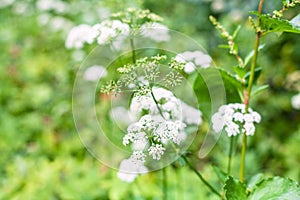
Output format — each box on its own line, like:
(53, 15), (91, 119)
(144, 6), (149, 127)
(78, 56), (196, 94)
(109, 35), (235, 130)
(69, 2), (300, 199)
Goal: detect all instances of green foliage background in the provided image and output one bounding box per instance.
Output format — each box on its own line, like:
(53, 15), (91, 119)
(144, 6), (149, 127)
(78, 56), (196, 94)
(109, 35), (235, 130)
(1, 0), (300, 199)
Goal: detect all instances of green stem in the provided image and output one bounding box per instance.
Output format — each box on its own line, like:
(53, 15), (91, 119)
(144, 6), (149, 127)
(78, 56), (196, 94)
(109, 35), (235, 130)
(130, 38), (136, 64)
(227, 137), (234, 175)
(239, 0), (265, 183)
(183, 156), (223, 199)
(163, 167), (167, 200)
(239, 133), (247, 182)
(150, 88), (166, 120)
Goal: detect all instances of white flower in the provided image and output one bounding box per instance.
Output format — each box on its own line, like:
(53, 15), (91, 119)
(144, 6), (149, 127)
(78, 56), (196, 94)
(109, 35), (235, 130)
(94, 20), (129, 45)
(36, 0), (67, 13)
(243, 123), (255, 136)
(180, 101), (202, 125)
(65, 24), (98, 49)
(117, 158), (148, 183)
(0, 0), (15, 9)
(175, 51), (212, 73)
(84, 65), (107, 81)
(148, 144), (165, 160)
(141, 22), (170, 42)
(211, 103), (261, 137)
(154, 120), (185, 144)
(291, 93), (300, 109)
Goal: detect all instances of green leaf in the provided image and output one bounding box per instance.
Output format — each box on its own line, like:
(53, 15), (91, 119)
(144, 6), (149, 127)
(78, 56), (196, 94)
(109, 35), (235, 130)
(247, 173), (265, 191)
(251, 13), (300, 34)
(249, 176), (300, 200)
(244, 67), (262, 87)
(224, 176), (247, 200)
(212, 165), (228, 185)
(233, 66), (247, 79)
(232, 25), (241, 39)
(251, 84), (269, 97)
(244, 44), (265, 66)
(193, 68), (243, 120)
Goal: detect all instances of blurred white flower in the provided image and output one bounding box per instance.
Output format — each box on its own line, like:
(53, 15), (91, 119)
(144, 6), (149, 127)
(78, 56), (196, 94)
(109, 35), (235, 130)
(48, 16), (73, 33)
(94, 20), (129, 46)
(211, 103), (261, 136)
(71, 50), (85, 62)
(83, 65), (107, 81)
(141, 22), (170, 42)
(36, 0), (68, 13)
(0, 0), (15, 9)
(175, 51), (212, 73)
(117, 156), (148, 183)
(180, 101), (202, 125)
(291, 93), (300, 109)
(65, 24), (98, 49)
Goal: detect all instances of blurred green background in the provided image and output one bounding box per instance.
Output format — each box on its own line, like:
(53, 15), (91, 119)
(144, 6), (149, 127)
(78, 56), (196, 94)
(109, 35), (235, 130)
(1, 0), (300, 199)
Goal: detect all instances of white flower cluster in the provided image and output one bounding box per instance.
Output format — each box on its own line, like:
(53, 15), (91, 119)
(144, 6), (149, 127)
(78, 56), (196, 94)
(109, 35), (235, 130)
(65, 20), (129, 49)
(118, 87), (202, 182)
(117, 151), (148, 183)
(140, 22), (170, 42)
(65, 10), (170, 50)
(175, 51), (212, 74)
(211, 103), (261, 136)
(291, 93), (300, 110)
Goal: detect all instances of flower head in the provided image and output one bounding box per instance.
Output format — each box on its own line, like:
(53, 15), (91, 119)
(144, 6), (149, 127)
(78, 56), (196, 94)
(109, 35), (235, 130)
(211, 103), (261, 136)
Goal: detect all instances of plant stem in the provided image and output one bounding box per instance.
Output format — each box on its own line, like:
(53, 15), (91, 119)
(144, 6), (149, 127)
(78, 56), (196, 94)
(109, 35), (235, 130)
(182, 156), (223, 199)
(130, 38), (136, 64)
(163, 167), (167, 200)
(239, 0), (265, 183)
(227, 136), (234, 175)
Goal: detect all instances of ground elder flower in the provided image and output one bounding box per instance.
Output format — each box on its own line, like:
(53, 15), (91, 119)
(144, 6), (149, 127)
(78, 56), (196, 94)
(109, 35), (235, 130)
(211, 103), (261, 136)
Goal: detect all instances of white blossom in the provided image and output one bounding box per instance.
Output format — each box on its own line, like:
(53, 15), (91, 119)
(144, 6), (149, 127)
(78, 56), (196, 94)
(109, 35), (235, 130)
(65, 24), (98, 49)
(175, 51), (212, 73)
(94, 20), (129, 45)
(83, 65), (107, 81)
(140, 22), (170, 42)
(36, 0), (68, 13)
(211, 103), (261, 137)
(148, 144), (165, 160)
(117, 157), (148, 183)
(291, 93), (300, 109)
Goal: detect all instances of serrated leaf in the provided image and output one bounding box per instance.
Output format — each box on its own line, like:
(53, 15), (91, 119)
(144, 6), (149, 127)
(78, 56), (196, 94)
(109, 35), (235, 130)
(244, 67), (262, 87)
(212, 165), (228, 185)
(251, 84), (269, 96)
(233, 66), (247, 79)
(244, 44), (265, 66)
(249, 176), (300, 200)
(252, 13), (300, 34)
(224, 176), (247, 200)
(193, 68), (243, 120)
